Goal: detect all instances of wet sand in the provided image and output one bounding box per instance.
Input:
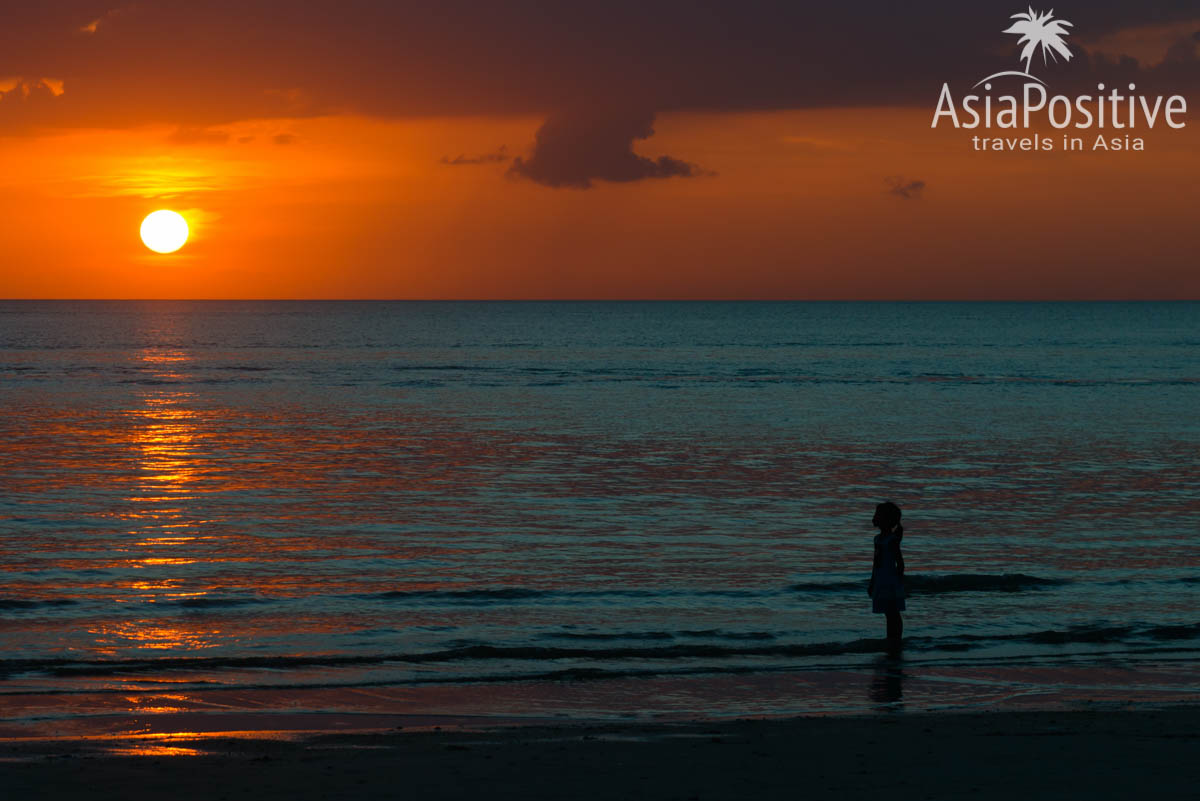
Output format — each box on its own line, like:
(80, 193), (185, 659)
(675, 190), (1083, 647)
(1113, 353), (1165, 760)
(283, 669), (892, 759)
(2, 706), (1198, 800)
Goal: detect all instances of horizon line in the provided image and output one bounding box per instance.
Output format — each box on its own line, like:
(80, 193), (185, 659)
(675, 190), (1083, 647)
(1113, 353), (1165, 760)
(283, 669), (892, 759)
(0, 298), (1196, 303)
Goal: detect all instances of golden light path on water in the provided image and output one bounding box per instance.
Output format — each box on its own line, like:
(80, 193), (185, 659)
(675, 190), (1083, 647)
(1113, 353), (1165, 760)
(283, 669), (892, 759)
(87, 345), (222, 731)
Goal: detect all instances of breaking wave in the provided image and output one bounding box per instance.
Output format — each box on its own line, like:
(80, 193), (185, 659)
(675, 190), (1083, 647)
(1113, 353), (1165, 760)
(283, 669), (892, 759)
(2, 621), (1196, 682)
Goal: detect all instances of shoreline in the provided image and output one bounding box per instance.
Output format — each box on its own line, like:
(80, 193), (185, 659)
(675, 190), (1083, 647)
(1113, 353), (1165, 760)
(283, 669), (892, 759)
(3, 706), (1199, 800)
(3, 658), (1199, 741)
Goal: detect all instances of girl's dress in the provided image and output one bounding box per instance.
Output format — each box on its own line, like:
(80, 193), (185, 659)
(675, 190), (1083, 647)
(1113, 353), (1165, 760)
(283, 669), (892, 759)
(870, 529), (906, 613)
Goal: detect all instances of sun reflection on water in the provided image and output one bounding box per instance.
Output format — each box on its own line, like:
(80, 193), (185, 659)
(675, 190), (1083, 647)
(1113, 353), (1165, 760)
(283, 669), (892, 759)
(108, 345), (223, 648)
(105, 745), (205, 757)
(88, 620), (222, 654)
(104, 736), (206, 757)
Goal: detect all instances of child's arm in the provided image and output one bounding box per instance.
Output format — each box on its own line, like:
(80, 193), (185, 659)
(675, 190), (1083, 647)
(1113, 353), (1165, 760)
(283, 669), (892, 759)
(895, 543), (905, 578)
(868, 546), (878, 596)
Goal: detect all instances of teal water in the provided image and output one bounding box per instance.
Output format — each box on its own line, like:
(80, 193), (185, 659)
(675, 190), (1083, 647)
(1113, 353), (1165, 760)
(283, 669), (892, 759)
(1, 301), (1197, 714)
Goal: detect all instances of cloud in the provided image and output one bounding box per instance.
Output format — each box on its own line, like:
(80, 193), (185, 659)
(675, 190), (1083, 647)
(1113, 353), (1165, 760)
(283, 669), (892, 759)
(167, 126), (230, 145)
(0, 77), (64, 98)
(272, 133), (296, 145)
(886, 177), (925, 200)
(78, 7), (125, 36)
(1164, 31), (1200, 63)
(1, 3), (1198, 135)
(440, 145), (509, 165)
(0, 78), (67, 133)
(508, 109), (705, 189)
(177, 207), (222, 232)
(1077, 17), (1200, 67)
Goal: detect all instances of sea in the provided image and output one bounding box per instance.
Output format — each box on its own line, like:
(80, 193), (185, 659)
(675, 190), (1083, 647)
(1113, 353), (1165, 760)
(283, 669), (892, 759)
(1, 301), (1197, 733)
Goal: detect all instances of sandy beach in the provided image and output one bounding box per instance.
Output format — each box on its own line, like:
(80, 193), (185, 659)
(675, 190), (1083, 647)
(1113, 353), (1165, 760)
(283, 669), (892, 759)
(3, 706), (1198, 800)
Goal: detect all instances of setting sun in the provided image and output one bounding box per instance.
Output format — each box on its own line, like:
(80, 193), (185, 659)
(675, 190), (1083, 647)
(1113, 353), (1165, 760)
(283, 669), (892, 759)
(140, 210), (190, 254)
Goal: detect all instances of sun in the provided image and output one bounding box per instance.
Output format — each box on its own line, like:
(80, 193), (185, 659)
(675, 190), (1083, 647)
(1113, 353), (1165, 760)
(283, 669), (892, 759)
(140, 210), (189, 254)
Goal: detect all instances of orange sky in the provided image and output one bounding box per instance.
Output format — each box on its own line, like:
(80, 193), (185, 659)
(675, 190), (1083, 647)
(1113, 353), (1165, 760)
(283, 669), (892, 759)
(1, 5), (1198, 299)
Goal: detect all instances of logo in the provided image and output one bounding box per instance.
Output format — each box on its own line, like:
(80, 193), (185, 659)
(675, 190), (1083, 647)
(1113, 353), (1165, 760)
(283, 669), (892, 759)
(931, 8), (1188, 152)
(979, 7), (1073, 87)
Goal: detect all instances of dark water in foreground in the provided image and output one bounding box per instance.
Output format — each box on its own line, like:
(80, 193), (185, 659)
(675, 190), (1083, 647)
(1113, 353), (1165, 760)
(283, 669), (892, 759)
(1, 301), (1198, 722)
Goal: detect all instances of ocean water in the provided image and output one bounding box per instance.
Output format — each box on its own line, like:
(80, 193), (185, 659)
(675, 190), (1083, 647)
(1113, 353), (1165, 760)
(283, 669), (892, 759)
(1, 301), (1198, 723)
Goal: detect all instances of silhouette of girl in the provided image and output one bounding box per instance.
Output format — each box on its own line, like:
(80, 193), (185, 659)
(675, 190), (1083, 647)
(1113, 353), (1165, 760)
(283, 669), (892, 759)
(868, 501), (906, 651)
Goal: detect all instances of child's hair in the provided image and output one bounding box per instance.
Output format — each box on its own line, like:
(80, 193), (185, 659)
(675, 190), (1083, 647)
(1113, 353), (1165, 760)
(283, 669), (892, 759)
(873, 501), (903, 537)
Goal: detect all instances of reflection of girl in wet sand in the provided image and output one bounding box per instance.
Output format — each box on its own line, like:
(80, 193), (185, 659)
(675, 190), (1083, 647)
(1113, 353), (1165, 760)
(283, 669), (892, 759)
(868, 501), (906, 652)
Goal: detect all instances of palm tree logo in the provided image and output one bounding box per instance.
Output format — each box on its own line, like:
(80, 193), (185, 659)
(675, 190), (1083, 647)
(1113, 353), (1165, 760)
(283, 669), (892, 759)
(974, 8), (1074, 88)
(1004, 8), (1073, 76)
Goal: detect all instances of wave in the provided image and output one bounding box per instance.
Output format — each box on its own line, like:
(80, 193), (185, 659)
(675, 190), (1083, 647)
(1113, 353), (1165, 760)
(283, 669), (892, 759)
(538, 631), (674, 642)
(907, 574), (1068, 593)
(0, 598), (78, 610)
(787, 580), (864, 593)
(4, 622), (1197, 681)
(367, 587), (762, 603)
(374, 588), (547, 601)
(0, 576), (1081, 618)
(1145, 623), (1200, 641)
(116, 378), (241, 385)
(0, 597), (266, 612)
(169, 597), (267, 609)
(0, 639), (885, 680)
(538, 630), (776, 643)
(789, 573), (1067, 595)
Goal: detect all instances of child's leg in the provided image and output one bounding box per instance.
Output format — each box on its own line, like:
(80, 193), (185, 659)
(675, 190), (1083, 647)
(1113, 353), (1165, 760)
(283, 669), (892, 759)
(885, 611), (903, 645)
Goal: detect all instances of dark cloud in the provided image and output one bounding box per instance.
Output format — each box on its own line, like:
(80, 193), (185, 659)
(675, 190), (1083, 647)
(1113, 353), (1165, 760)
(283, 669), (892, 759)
(508, 109), (704, 188)
(440, 145), (509, 165)
(272, 133), (296, 145)
(237, 135), (254, 144)
(0, 2), (1197, 134)
(1163, 32), (1200, 63)
(886, 177), (925, 200)
(167, 125), (230, 145)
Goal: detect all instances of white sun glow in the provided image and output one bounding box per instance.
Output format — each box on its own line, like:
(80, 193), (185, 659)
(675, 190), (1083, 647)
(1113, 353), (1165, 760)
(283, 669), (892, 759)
(140, 210), (189, 254)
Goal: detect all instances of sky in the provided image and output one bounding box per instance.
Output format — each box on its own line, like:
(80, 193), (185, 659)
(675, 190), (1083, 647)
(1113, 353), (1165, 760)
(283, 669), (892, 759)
(1, 1), (1198, 299)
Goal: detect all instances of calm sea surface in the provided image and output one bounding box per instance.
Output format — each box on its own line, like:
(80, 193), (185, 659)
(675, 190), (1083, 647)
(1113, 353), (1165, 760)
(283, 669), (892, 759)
(1, 301), (1198, 720)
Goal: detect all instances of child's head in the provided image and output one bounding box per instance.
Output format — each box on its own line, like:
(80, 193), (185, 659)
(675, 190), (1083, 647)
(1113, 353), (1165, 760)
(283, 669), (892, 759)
(872, 501), (901, 531)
